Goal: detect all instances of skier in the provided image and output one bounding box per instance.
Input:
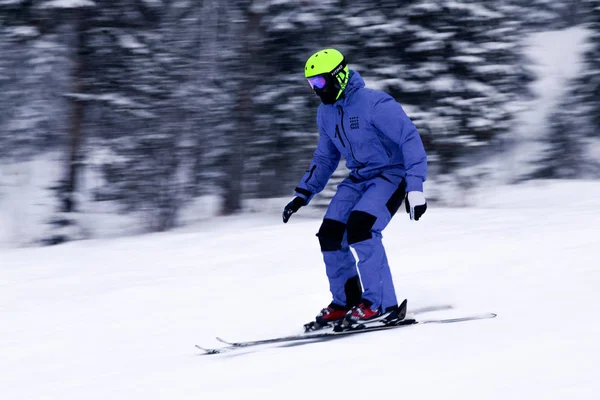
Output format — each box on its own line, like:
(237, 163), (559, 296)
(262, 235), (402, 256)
(282, 48), (428, 331)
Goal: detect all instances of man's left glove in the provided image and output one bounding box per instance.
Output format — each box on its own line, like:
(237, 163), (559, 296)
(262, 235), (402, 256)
(282, 197), (306, 223)
(405, 191), (427, 221)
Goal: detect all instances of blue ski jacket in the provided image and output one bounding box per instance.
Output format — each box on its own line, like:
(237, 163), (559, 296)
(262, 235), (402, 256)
(294, 70), (427, 204)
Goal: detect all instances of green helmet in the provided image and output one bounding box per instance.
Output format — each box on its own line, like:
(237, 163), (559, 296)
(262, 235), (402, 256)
(305, 48), (350, 104)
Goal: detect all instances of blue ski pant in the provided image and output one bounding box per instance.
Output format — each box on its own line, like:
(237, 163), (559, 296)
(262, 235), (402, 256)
(317, 176), (406, 312)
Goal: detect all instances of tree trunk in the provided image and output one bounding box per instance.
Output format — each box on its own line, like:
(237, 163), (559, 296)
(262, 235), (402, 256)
(62, 22), (85, 213)
(45, 18), (85, 245)
(222, 8), (262, 215)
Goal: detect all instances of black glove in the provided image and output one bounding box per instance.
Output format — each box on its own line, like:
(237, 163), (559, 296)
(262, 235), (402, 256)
(282, 197), (306, 223)
(405, 191), (427, 221)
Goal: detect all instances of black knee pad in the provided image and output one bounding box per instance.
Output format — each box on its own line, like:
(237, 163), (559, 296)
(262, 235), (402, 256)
(316, 218), (346, 252)
(347, 210), (377, 245)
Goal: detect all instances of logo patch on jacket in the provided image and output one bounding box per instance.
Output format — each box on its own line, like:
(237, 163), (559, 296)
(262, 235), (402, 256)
(350, 116), (359, 130)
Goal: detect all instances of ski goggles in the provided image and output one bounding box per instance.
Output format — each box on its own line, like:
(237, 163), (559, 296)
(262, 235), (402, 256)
(307, 75), (328, 89)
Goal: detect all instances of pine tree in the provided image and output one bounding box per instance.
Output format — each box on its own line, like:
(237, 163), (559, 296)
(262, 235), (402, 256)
(0, 1), (85, 244)
(498, 0), (586, 31)
(535, 0), (600, 179)
(0, 0), (71, 162)
(253, 1), (535, 200)
(79, 0), (210, 231)
(357, 1), (533, 184)
(251, 0), (346, 200)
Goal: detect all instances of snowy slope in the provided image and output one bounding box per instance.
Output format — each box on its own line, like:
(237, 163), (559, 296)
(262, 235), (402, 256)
(1, 180), (600, 399)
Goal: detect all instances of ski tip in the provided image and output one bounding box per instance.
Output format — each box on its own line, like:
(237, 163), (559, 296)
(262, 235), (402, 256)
(478, 312), (497, 321)
(216, 337), (234, 345)
(195, 344), (221, 355)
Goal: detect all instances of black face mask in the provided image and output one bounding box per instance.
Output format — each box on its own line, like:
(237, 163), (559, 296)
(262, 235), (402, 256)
(313, 75), (341, 105)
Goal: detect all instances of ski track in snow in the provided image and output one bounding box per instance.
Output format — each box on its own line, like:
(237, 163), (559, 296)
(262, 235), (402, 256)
(1, 180), (600, 399)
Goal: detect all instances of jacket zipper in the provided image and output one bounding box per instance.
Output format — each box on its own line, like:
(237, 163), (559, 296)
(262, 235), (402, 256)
(334, 125), (346, 147)
(304, 165), (317, 183)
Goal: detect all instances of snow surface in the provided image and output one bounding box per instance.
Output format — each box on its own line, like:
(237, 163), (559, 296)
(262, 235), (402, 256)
(1, 180), (600, 399)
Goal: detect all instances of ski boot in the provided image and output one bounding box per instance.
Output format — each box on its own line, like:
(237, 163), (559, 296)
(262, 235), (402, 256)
(334, 299), (408, 332)
(304, 303), (349, 332)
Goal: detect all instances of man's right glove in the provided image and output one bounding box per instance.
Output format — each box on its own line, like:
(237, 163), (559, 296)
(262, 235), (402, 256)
(405, 191), (427, 221)
(282, 197), (306, 223)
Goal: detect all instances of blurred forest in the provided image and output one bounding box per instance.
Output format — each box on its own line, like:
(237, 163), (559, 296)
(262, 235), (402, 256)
(0, 0), (599, 244)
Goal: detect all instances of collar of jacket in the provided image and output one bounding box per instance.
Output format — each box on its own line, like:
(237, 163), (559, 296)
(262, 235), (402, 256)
(326, 69), (365, 108)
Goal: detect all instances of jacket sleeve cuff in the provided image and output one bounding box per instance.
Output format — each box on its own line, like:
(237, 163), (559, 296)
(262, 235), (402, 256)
(405, 176), (424, 193)
(294, 187), (313, 203)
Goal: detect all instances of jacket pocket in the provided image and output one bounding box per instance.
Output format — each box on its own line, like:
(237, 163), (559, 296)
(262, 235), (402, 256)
(370, 139), (391, 164)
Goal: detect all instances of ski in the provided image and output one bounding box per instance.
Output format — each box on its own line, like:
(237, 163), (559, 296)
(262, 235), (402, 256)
(195, 311), (496, 355)
(409, 304), (453, 314)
